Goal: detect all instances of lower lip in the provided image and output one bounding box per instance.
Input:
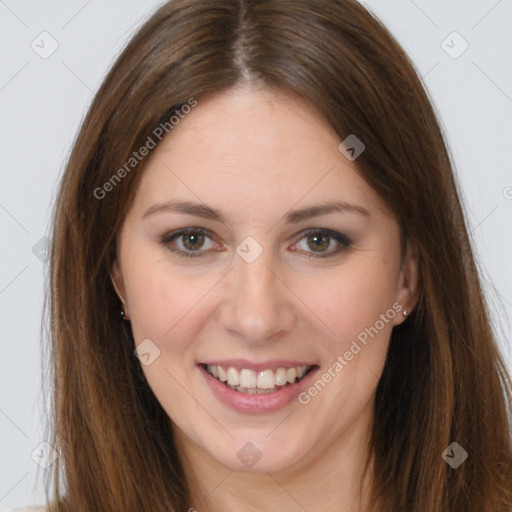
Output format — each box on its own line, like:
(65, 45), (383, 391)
(199, 364), (320, 414)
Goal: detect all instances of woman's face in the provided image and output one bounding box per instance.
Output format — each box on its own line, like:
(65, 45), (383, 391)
(113, 85), (416, 475)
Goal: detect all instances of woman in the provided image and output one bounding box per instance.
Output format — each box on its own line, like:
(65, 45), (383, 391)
(13, 0), (512, 510)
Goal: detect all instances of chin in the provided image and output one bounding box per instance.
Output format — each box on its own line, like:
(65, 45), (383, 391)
(197, 429), (309, 474)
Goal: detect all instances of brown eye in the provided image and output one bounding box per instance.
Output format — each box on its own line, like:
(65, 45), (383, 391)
(290, 229), (351, 258)
(181, 231), (205, 251)
(161, 228), (218, 258)
(306, 233), (330, 252)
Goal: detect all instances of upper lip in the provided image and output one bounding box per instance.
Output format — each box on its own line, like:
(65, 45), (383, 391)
(199, 359), (317, 372)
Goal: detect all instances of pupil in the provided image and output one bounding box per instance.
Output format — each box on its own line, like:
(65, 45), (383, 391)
(183, 232), (204, 250)
(308, 233), (329, 252)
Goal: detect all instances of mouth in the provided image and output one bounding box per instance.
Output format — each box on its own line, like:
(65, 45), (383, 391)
(202, 363), (315, 394)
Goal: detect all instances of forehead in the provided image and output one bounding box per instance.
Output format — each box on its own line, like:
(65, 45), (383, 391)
(131, 85), (389, 220)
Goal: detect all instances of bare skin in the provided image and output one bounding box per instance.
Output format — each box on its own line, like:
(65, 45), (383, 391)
(112, 84), (418, 511)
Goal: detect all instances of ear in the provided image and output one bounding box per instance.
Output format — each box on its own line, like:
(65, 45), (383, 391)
(393, 240), (420, 325)
(110, 259), (130, 320)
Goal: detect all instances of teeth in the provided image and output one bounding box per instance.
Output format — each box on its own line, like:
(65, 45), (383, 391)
(218, 366), (227, 382)
(275, 367), (287, 386)
(206, 364), (312, 393)
(227, 367), (240, 386)
(287, 367), (297, 383)
(240, 369), (257, 388)
(257, 369), (275, 389)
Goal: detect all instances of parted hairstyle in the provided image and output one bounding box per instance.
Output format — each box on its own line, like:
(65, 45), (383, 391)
(43, 0), (512, 510)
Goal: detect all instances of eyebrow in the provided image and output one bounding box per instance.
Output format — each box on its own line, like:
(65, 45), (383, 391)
(142, 199), (371, 224)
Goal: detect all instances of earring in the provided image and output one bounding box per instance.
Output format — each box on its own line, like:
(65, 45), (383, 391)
(111, 274), (129, 321)
(120, 308), (130, 321)
(403, 309), (408, 316)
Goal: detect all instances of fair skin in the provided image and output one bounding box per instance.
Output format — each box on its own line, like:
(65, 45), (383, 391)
(112, 84), (418, 512)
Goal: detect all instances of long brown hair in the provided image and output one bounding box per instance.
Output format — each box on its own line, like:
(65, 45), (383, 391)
(43, 0), (512, 510)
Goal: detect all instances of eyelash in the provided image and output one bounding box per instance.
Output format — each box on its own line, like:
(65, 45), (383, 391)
(160, 227), (352, 259)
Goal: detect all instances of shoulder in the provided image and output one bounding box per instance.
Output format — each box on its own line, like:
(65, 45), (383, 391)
(4, 507), (47, 512)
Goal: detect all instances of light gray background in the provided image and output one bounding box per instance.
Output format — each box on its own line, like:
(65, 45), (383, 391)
(1, 0), (511, 508)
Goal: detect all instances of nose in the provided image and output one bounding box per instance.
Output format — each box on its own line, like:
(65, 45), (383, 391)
(218, 248), (297, 344)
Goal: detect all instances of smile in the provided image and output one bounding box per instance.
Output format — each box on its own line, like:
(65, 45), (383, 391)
(204, 364), (313, 394)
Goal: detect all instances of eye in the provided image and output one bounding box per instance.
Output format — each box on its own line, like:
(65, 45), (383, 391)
(160, 227), (351, 259)
(289, 229), (351, 258)
(160, 228), (220, 257)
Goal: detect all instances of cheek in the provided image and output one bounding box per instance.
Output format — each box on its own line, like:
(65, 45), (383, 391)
(295, 262), (397, 421)
(298, 256), (399, 348)
(123, 258), (206, 403)
(122, 250), (199, 342)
